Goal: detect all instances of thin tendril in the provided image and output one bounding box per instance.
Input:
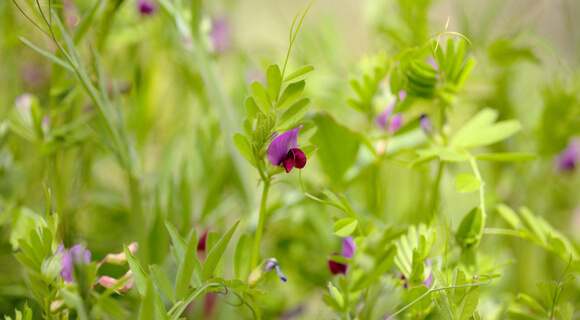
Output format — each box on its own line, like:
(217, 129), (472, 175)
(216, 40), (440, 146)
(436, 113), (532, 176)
(387, 274), (493, 320)
(12, 0), (51, 37)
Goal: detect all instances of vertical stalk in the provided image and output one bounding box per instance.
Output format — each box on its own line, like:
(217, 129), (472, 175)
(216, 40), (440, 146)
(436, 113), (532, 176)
(251, 179), (271, 270)
(428, 161), (445, 224)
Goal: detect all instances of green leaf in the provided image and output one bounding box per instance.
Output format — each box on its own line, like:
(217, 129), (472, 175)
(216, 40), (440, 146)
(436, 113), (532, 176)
(234, 234), (252, 279)
(453, 120), (522, 148)
(328, 283), (344, 307)
(276, 80), (305, 110)
(456, 207), (483, 248)
(175, 230), (198, 300)
(277, 98), (311, 129)
(233, 134), (255, 166)
(202, 220), (240, 281)
(124, 246), (149, 296)
(475, 153), (537, 162)
(284, 65), (315, 83)
(138, 278), (155, 320)
(311, 113), (359, 184)
(245, 97), (259, 123)
(452, 108), (498, 143)
(267, 64), (282, 101)
(408, 285), (431, 311)
(150, 265), (176, 304)
(61, 289), (89, 320)
(169, 283), (223, 320)
(250, 81), (272, 114)
(519, 207), (546, 243)
(18, 37), (75, 73)
(333, 218), (358, 237)
(454, 173), (481, 193)
(352, 246), (396, 290)
(165, 221), (187, 263)
(438, 148), (470, 162)
(496, 204), (523, 229)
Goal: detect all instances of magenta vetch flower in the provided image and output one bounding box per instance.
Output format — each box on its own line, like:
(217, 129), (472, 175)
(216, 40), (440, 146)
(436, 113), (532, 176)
(210, 17), (231, 53)
(328, 236), (355, 275)
(60, 244), (91, 283)
(557, 139), (579, 171)
(137, 0), (156, 15)
(267, 125), (307, 173)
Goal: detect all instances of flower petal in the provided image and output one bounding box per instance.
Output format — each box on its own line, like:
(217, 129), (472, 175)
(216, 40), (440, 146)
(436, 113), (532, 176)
(267, 125), (302, 166)
(376, 104), (393, 130)
(283, 150), (295, 173)
(328, 257), (347, 275)
(342, 236), (356, 259)
(389, 114), (403, 134)
(292, 148), (307, 169)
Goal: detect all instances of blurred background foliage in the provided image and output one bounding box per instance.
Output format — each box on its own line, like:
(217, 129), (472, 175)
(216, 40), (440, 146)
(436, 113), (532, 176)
(1, 0), (580, 319)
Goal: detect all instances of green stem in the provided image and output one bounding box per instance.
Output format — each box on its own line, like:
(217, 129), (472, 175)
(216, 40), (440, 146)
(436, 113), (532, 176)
(429, 161), (445, 224)
(469, 157), (486, 219)
(251, 179), (271, 270)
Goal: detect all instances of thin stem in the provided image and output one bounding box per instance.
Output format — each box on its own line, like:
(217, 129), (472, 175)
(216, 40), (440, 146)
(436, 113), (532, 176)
(469, 157), (486, 219)
(428, 161), (445, 224)
(386, 274), (493, 320)
(251, 179), (271, 270)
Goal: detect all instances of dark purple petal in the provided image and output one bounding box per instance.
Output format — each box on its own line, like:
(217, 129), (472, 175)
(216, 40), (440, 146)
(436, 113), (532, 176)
(197, 230), (208, 252)
(138, 0), (156, 15)
(292, 148), (307, 169)
(283, 150), (295, 173)
(342, 236), (356, 259)
(558, 140), (579, 171)
(267, 125), (302, 166)
(328, 255), (348, 275)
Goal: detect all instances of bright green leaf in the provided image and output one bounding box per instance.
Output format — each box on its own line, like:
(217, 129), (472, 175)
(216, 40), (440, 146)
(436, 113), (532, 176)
(333, 218), (358, 237)
(175, 230), (198, 300)
(202, 220), (240, 281)
(454, 173), (481, 193)
(276, 80), (305, 110)
(277, 98), (311, 129)
(284, 65), (315, 83)
(250, 81), (272, 114)
(267, 64), (282, 101)
(233, 133), (255, 166)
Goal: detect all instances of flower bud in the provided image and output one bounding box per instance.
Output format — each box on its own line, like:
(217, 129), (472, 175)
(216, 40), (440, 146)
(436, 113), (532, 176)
(99, 242), (138, 267)
(248, 258), (287, 287)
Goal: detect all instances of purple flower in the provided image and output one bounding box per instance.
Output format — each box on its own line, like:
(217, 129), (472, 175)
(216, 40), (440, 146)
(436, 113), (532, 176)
(60, 245), (91, 283)
(557, 139), (579, 171)
(137, 0), (156, 15)
(376, 91), (405, 134)
(264, 258), (287, 282)
(328, 236), (355, 275)
(420, 114), (433, 135)
(210, 17), (230, 53)
(267, 125), (307, 173)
